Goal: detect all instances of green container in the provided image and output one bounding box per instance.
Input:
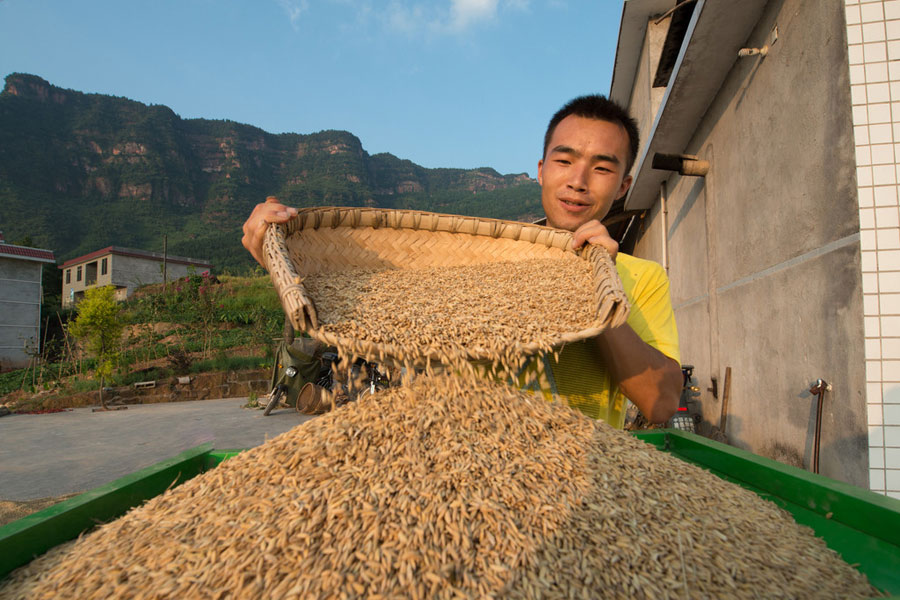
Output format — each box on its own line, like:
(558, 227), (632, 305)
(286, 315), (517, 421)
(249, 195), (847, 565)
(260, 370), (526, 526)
(632, 430), (900, 597)
(1, 431), (898, 597)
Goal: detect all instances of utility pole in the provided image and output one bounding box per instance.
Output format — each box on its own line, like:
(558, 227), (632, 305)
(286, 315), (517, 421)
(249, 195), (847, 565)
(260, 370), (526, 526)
(163, 234), (168, 290)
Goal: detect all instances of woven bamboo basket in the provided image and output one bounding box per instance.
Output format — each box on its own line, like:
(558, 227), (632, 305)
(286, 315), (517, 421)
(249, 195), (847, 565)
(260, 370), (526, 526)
(263, 207), (629, 367)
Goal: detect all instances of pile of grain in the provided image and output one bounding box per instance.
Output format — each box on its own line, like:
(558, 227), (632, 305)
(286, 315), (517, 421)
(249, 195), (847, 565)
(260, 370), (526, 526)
(0, 374), (880, 599)
(303, 258), (597, 371)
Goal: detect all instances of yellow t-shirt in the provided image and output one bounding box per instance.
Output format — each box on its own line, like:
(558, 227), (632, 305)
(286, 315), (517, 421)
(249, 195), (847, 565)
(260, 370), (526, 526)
(514, 253), (680, 428)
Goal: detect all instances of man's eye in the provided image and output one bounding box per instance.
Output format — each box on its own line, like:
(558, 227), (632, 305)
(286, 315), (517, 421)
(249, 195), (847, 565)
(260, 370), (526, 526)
(555, 159), (570, 165)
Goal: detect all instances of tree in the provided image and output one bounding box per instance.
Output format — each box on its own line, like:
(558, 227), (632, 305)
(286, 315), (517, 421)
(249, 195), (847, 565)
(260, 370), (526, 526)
(68, 286), (125, 410)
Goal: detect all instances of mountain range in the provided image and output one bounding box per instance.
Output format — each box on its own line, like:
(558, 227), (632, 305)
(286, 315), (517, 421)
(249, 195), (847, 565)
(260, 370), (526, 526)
(0, 73), (541, 273)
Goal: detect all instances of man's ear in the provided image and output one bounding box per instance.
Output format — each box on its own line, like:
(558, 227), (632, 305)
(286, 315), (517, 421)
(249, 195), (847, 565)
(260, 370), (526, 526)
(616, 174), (633, 200)
(537, 159), (544, 185)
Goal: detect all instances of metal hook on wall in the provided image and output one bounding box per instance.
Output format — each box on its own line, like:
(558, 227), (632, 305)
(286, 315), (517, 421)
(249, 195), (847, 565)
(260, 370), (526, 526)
(808, 378), (831, 474)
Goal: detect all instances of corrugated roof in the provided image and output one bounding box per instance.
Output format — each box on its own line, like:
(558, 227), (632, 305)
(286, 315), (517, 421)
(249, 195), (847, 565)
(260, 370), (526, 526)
(0, 243), (56, 263)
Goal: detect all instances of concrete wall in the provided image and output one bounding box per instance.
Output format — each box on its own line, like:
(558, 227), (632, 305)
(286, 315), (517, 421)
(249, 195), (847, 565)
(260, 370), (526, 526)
(0, 257), (43, 370)
(62, 253), (202, 306)
(109, 254), (197, 297)
(631, 0), (869, 487)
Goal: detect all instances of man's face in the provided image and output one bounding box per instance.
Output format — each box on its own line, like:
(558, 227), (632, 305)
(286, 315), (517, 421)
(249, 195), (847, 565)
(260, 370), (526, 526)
(538, 115), (633, 232)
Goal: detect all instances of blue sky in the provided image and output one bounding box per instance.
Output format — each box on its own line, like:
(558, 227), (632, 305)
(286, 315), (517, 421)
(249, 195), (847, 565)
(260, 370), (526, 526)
(0, 0), (624, 178)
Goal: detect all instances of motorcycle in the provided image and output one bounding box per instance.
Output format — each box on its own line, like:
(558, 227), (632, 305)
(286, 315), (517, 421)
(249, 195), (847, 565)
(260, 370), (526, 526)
(263, 318), (390, 416)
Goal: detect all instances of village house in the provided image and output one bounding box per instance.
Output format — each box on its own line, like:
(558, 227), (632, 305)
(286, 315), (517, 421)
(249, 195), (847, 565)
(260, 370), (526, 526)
(610, 0), (898, 497)
(0, 233), (55, 371)
(60, 246), (212, 308)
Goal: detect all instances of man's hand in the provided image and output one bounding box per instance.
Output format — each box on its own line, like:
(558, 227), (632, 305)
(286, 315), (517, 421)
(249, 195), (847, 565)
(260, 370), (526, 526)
(571, 219), (618, 262)
(241, 196), (298, 267)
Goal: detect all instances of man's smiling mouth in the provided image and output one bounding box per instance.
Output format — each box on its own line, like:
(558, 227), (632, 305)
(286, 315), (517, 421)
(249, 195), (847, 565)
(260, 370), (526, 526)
(560, 198), (590, 207)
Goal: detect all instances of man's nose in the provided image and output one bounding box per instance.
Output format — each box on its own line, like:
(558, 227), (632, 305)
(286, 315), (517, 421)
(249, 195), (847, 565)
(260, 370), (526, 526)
(566, 165), (588, 192)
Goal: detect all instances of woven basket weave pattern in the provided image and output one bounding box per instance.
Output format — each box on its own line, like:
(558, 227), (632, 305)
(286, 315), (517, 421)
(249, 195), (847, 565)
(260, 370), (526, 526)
(263, 207), (629, 365)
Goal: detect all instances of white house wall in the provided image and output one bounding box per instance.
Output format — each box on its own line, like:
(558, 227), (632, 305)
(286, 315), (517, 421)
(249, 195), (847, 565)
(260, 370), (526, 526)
(0, 256), (43, 370)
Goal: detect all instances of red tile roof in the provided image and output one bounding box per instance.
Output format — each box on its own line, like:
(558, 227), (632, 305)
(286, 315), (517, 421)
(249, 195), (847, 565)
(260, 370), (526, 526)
(59, 246), (211, 269)
(0, 243), (55, 263)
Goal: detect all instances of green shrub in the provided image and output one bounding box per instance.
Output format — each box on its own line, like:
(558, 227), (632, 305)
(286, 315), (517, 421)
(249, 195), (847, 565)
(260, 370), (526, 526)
(190, 354), (268, 374)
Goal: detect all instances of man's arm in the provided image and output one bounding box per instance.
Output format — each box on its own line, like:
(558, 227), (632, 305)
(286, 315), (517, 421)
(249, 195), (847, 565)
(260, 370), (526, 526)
(592, 325), (681, 423)
(570, 219), (681, 424)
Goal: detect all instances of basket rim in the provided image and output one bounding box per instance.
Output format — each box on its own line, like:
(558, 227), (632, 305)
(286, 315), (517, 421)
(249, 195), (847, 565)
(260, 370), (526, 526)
(263, 206), (630, 366)
(280, 206), (580, 250)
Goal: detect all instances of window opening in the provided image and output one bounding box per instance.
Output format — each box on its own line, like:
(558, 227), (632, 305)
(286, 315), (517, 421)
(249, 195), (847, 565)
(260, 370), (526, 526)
(652, 1), (696, 88)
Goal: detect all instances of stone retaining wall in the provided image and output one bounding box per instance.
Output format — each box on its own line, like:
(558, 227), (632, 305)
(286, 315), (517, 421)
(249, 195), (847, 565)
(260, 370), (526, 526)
(41, 369), (270, 409)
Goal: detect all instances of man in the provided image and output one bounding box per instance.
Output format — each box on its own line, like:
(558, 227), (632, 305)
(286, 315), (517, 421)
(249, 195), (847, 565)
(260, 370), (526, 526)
(526, 95), (681, 426)
(241, 95), (681, 426)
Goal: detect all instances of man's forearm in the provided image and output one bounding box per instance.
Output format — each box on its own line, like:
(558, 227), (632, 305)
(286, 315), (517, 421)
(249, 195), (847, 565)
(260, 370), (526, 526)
(593, 324), (682, 423)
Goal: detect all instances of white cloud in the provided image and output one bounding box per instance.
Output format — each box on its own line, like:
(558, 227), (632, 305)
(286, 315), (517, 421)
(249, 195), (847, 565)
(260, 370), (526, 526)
(379, 0), (526, 35)
(277, 0), (309, 30)
(385, 1), (428, 34)
(449, 0), (498, 31)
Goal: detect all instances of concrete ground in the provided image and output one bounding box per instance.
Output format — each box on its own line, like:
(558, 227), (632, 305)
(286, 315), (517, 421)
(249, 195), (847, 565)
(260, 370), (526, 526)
(0, 398), (313, 501)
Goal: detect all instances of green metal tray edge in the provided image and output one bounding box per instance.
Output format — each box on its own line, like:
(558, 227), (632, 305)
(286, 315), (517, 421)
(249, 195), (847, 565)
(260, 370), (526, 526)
(632, 430), (900, 541)
(207, 449), (245, 466)
(633, 430), (900, 596)
(0, 442), (214, 580)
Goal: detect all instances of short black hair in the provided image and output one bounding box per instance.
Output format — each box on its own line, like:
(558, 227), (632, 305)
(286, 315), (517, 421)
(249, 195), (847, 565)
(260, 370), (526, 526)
(542, 95), (640, 174)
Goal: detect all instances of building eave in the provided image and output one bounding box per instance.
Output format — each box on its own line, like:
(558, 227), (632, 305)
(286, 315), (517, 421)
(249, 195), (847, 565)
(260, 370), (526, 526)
(0, 244), (56, 264)
(611, 0), (769, 211)
(609, 0), (673, 109)
(59, 246), (212, 270)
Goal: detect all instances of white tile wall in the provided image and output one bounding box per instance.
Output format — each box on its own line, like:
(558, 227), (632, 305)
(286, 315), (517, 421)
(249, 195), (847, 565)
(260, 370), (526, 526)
(881, 249), (900, 268)
(872, 445), (886, 467)
(876, 184), (898, 205)
(848, 0), (900, 495)
(889, 447), (900, 463)
(886, 361), (900, 380)
(871, 424), (885, 447)
(880, 292), (900, 311)
(862, 3), (886, 22)
(888, 1), (900, 19)
(887, 469), (900, 489)
(887, 405), (900, 424)
(871, 467), (886, 491)
(886, 425), (900, 444)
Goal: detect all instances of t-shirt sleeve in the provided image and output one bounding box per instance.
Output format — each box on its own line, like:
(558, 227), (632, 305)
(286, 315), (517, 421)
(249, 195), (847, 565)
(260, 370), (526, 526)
(617, 257), (681, 365)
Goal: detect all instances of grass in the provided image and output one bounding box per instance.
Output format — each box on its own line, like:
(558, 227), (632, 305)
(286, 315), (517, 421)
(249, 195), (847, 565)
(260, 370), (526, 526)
(191, 355), (270, 374)
(0, 275), (281, 401)
(0, 370), (29, 396)
(114, 367), (174, 386)
(215, 275), (283, 324)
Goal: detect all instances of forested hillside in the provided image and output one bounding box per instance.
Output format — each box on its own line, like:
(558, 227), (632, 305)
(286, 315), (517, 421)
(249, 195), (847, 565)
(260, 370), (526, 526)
(0, 73), (541, 273)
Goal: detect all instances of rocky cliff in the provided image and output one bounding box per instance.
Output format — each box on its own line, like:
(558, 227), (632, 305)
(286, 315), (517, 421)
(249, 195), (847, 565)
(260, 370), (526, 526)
(0, 73), (539, 272)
